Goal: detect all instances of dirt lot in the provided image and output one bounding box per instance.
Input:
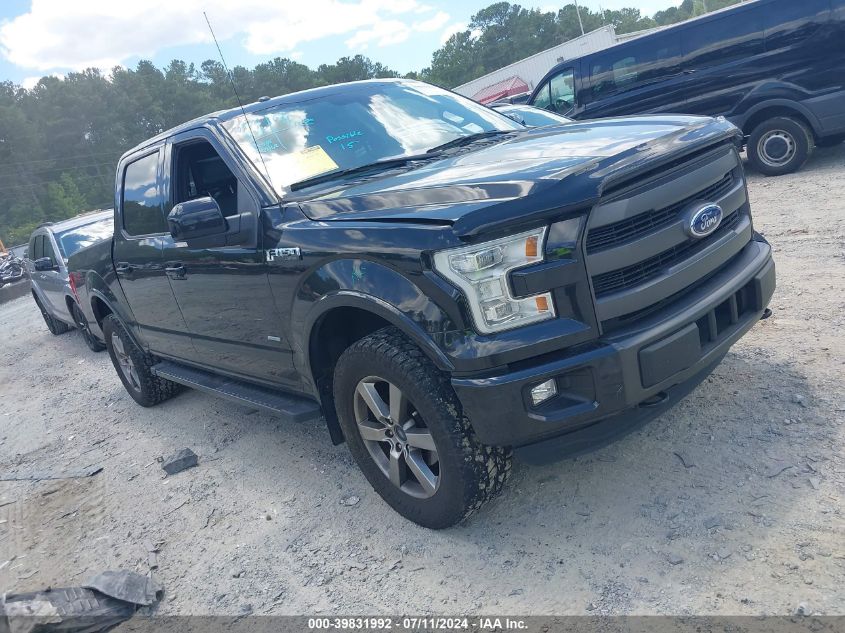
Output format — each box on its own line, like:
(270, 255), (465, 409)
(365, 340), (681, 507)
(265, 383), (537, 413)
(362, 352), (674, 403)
(1, 145), (843, 617)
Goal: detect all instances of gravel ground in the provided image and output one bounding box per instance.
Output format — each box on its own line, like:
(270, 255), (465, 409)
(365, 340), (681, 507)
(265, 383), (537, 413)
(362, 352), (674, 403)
(1, 145), (843, 617)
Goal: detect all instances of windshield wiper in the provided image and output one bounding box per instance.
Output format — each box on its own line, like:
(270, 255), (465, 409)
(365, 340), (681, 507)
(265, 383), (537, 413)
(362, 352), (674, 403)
(289, 154), (434, 191)
(426, 130), (512, 154)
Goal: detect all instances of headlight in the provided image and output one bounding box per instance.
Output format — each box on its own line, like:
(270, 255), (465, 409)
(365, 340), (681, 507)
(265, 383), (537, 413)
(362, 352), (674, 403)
(433, 227), (554, 334)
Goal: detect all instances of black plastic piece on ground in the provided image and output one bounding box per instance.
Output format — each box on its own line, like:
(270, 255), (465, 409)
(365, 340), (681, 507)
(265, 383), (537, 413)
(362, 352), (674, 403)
(760, 308), (772, 320)
(151, 361), (321, 423)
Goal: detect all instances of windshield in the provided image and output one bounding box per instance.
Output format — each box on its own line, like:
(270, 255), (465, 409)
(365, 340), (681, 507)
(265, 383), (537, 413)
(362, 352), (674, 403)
(56, 217), (113, 258)
(222, 80), (522, 192)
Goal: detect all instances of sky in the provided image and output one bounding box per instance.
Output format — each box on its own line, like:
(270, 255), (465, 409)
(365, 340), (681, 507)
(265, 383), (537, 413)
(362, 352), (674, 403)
(0, 0), (678, 88)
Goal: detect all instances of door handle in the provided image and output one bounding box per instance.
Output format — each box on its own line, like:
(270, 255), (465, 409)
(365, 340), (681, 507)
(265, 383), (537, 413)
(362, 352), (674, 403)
(115, 262), (134, 276)
(165, 263), (186, 279)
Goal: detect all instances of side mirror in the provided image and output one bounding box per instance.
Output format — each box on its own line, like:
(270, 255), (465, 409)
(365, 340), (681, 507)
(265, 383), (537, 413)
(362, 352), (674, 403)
(34, 257), (56, 272)
(167, 197), (227, 241)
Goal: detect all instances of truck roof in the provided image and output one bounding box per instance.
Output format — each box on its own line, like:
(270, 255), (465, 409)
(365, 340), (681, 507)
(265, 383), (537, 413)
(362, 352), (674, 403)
(122, 78), (420, 160)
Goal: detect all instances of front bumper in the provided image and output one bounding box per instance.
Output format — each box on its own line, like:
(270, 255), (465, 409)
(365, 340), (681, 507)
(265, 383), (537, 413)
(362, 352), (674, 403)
(452, 237), (775, 450)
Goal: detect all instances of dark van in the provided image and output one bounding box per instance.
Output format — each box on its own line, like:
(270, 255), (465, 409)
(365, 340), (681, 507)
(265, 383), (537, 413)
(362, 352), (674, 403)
(528, 0), (845, 176)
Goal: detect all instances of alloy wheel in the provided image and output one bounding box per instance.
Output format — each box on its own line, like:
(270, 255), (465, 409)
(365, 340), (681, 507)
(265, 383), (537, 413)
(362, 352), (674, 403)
(353, 376), (440, 498)
(111, 333), (141, 391)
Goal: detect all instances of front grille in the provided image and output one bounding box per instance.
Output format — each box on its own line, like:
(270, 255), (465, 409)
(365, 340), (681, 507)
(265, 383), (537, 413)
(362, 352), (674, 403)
(592, 210), (742, 297)
(586, 171), (734, 253)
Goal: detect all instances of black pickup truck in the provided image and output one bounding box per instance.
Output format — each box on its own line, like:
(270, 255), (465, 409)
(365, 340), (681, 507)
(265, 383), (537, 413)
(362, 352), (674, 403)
(69, 79), (775, 528)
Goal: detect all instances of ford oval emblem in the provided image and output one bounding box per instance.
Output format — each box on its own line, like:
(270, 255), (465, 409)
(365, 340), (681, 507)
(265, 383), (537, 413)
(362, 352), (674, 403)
(686, 203), (723, 238)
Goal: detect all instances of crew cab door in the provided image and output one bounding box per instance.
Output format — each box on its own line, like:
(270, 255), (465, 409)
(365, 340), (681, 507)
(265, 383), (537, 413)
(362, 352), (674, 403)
(160, 128), (297, 386)
(113, 148), (196, 357)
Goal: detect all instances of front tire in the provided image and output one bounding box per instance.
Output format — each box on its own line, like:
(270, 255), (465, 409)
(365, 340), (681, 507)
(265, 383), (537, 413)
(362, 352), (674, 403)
(103, 314), (181, 407)
(72, 302), (106, 352)
(333, 327), (511, 529)
(747, 116), (812, 176)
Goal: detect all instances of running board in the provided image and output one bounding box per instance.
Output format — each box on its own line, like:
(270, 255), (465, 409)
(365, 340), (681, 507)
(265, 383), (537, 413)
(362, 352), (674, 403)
(151, 361), (321, 423)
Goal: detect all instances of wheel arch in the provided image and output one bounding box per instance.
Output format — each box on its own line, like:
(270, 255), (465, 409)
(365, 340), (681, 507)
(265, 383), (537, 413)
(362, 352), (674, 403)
(88, 289), (144, 350)
(305, 293), (454, 445)
(90, 291), (115, 328)
(736, 100), (821, 140)
(64, 294), (78, 318)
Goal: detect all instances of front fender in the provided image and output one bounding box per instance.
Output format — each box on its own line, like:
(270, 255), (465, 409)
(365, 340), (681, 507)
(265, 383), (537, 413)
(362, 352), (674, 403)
(290, 259), (457, 390)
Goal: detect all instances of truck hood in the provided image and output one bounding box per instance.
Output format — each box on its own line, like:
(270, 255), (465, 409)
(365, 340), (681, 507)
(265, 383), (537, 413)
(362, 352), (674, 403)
(295, 115), (741, 237)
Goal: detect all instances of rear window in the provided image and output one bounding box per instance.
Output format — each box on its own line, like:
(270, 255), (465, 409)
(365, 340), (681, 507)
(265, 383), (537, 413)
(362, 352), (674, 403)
(55, 217), (113, 258)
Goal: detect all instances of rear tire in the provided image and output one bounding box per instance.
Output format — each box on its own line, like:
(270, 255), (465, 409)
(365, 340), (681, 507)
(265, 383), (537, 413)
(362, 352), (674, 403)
(747, 116), (812, 176)
(103, 314), (181, 407)
(72, 302), (106, 352)
(34, 295), (71, 335)
(333, 326), (512, 529)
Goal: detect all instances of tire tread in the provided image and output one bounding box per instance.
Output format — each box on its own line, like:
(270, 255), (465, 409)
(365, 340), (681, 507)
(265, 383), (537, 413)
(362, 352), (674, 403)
(336, 326), (511, 527)
(103, 314), (181, 407)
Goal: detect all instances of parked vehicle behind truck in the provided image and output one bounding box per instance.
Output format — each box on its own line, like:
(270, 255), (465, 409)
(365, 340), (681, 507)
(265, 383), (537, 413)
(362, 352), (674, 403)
(528, 0), (845, 176)
(26, 211), (113, 351)
(69, 79), (775, 528)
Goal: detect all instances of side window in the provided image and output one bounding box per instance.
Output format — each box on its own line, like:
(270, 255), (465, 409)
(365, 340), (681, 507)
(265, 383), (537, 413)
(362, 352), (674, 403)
(532, 82), (552, 111)
(548, 69), (575, 113)
(122, 152), (166, 236)
(42, 236), (58, 265)
(683, 13), (764, 70)
(32, 235), (44, 260)
(590, 33), (680, 100)
(173, 140), (243, 218)
(612, 57), (637, 89)
(28, 235), (37, 259)
(763, 0), (829, 52)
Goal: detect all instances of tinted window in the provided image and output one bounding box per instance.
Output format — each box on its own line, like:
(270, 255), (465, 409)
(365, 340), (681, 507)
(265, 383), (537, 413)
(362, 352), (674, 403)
(532, 82), (552, 110)
(548, 68), (575, 113)
(174, 141), (243, 218)
(589, 33), (681, 100)
(32, 235), (44, 260)
(122, 152), (165, 236)
(28, 235), (37, 259)
(764, 0), (830, 50)
(56, 217), (113, 258)
(683, 12), (764, 70)
(42, 235), (57, 265)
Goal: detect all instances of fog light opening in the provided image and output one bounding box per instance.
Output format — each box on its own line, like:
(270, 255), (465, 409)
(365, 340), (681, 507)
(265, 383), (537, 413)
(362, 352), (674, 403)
(530, 379), (557, 406)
